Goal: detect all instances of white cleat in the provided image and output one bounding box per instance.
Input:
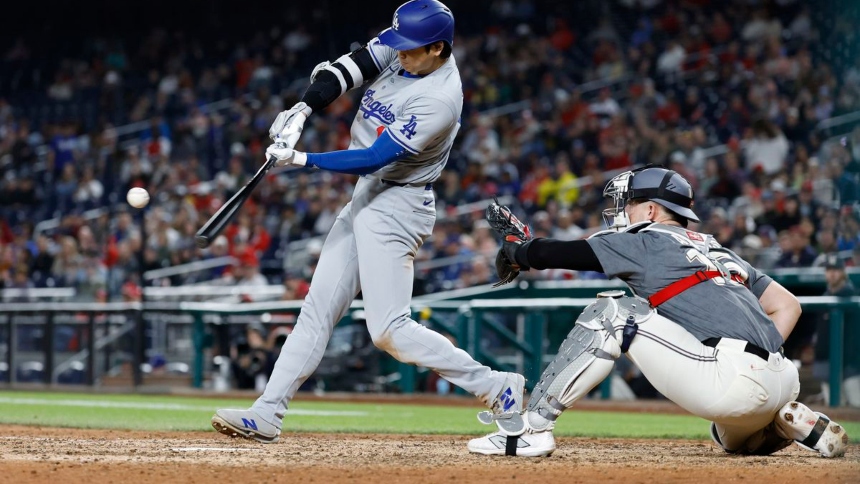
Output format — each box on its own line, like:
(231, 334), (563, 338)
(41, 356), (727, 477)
(211, 408), (281, 444)
(467, 426), (556, 457)
(774, 401), (849, 458)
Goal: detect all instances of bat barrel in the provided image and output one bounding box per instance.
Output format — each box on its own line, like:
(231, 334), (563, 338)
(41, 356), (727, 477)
(194, 155), (278, 250)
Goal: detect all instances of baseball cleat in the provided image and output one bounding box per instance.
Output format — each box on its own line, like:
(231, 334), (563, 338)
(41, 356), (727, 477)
(491, 373), (525, 414)
(478, 372), (525, 426)
(467, 425), (556, 457)
(211, 408), (281, 444)
(774, 401), (849, 458)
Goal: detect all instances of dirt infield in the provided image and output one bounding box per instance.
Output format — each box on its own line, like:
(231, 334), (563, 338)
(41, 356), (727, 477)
(0, 425), (857, 484)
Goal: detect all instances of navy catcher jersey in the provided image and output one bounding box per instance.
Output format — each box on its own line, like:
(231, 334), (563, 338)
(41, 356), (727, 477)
(587, 223), (784, 352)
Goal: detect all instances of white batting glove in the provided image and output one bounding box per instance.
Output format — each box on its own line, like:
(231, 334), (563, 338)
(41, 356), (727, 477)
(269, 102), (312, 141)
(265, 142), (308, 168)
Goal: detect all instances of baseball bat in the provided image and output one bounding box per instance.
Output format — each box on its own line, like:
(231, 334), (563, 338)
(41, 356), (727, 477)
(195, 155), (278, 248)
(194, 113), (307, 249)
(195, 113), (307, 249)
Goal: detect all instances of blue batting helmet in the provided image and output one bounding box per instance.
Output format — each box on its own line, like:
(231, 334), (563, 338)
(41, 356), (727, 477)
(378, 0), (455, 51)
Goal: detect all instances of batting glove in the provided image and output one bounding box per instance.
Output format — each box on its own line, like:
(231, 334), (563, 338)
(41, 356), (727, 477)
(265, 142), (308, 168)
(269, 102), (312, 141)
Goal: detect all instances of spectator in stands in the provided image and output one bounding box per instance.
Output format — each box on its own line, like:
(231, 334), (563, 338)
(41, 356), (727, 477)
(28, 234), (55, 285)
(743, 119), (789, 177)
(282, 272), (310, 301)
(830, 158), (859, 206)
(775, 226), (817, 269)
(50, 236), (84, 287)
(226, 247), (268, 288)
(552, 208), (584, 240)
(54, 164), (79, 214)
(461, 115), (501, 168)
(811, 254), (860, 407)
(231, 322), (272, 391)
(0, 0), (855, 302)
(72, 165), (104, 209)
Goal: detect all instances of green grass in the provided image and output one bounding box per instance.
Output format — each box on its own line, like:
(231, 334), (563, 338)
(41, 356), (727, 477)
(0, 391), (857, 440)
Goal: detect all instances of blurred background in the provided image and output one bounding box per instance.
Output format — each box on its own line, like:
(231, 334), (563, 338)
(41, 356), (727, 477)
(0, 0), (857, 407)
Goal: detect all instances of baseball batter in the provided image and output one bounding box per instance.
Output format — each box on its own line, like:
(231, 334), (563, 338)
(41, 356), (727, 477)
(212, 0), (524, 443)
(470, 167), (849, 458)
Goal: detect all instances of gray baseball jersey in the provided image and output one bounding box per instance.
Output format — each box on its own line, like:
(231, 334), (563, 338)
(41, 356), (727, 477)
(250, 39), (513, 428)
(350, 37), (463, 184)
(587, 223), (784, 352)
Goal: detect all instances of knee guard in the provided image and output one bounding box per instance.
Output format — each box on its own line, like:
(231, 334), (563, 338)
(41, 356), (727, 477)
(526, 295), (654, 429)
(485, 294), (654, 436)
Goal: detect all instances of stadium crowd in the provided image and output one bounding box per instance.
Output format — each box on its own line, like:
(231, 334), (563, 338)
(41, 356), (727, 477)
(0, 0), (858, 305)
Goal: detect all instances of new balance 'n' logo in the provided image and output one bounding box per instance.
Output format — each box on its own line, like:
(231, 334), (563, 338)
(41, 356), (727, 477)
(241, 418), (258, 430)
(500, 388), (516, 412)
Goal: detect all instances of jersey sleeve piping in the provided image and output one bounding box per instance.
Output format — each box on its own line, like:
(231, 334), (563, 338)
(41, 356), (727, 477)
(385, 128), (420, 154)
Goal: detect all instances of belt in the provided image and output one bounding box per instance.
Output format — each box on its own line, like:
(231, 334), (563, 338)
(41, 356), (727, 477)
(381, 179), (433, 190)
(702, 337), (770, 361)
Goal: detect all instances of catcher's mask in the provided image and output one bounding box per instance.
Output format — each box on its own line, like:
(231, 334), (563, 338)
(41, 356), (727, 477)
(602, 166), (699, 230)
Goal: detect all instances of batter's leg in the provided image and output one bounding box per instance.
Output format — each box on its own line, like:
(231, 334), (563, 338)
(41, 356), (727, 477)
(250, 205), (361, 426)
(354, 187), (518, 409)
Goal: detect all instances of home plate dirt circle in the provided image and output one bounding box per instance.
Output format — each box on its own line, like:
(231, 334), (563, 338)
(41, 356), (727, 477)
(0, 425), (857, 483)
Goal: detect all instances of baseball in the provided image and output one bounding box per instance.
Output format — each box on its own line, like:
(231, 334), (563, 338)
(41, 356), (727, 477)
(126, 187), (150, 208)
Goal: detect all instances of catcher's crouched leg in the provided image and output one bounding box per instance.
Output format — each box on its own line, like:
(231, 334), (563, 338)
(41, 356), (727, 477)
(527, 295), (654, 430)
(468, 295), (654, 456)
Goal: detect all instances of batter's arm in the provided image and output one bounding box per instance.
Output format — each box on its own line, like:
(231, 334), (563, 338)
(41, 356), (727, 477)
(267, 129), (410, 174)
(758, 280), (801, 341)
(301, 44), (382, 112)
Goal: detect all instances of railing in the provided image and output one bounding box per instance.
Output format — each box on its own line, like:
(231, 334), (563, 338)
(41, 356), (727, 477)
(816, 109), (860, 133)
(1, 296), (855, 407)
(142, 256), (237, 282)
(1, 287), (76, 301)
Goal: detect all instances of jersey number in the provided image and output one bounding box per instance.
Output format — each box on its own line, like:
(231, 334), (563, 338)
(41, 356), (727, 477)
(684, 248), (748, 287)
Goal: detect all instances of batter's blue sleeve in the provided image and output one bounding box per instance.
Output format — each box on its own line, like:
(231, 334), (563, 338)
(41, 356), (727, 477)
(305, 130), (409, 175)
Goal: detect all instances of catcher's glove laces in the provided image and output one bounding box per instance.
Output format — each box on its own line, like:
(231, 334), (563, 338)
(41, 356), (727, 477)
(486, 197), (533, 287)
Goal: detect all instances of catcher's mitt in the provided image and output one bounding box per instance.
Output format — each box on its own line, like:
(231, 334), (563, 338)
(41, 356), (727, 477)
(486, 198), (533, 287)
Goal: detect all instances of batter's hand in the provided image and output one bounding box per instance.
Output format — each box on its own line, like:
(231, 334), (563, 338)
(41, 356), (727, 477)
(269, 102), (312, 142)
(486, 198), (533, 286)
(265, 142), (308, 168)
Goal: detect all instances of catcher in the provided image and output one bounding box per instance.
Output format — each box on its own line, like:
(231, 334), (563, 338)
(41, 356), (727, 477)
(471, 166), (849, 458)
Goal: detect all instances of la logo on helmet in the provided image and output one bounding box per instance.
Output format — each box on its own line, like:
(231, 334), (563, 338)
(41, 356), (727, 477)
(393, 13), (400, 30)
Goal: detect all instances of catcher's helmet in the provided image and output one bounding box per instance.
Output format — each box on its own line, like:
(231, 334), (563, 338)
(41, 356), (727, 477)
(603, 166), (699, 229)
(378, 0), (455, 51)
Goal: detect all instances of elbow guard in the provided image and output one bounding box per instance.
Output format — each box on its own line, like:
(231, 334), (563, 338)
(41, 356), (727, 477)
(302, 45), (381, 112)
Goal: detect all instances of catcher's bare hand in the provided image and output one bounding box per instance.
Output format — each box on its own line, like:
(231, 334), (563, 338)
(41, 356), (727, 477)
(486, 197), (533, 287)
